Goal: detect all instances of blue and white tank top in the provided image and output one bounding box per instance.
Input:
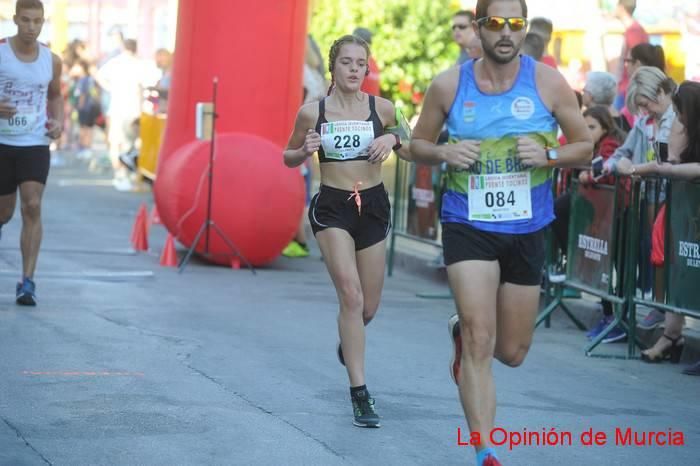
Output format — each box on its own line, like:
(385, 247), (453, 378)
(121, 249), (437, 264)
(443, 55), (558, 234)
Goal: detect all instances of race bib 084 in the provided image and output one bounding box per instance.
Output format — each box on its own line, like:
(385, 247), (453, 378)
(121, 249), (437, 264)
(468, 172), (533, 222)
(320, 120), (374, 160)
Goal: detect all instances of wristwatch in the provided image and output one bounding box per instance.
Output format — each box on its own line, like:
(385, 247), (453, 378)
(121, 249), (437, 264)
(392, 133), (402, 151)
(546, 147), (559, 166)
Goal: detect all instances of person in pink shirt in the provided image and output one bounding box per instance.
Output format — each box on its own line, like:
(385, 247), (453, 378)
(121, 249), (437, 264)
(613, 0), (648, 109)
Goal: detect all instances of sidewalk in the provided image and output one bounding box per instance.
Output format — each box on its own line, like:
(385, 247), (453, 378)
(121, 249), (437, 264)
(0, 153), (698, 465)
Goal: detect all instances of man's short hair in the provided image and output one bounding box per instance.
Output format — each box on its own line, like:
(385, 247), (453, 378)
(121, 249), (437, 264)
(476, 0), (527, 20)
(529, 17), (553, 37)
(124, 39), (137, 54)
(618, 0), (636, 15)
(352, 27), (373, 45)
(522, 32), (544, 61)
(454, 10), (474, 22)
(584, 72), (618, 106)
(15, 0), (44, 15)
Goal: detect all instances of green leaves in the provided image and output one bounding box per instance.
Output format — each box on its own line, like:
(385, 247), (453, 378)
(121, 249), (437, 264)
(310, 0), (459, 117)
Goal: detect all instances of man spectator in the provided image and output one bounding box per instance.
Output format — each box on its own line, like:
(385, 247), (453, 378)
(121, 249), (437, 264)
(613, 0), (648, 108)
(96, 39), (157, 191)
(522, 32), (545, 62)
(352, 27), (380, 96)
(452, 10), (477, 65)
(528, 17), (557, 68)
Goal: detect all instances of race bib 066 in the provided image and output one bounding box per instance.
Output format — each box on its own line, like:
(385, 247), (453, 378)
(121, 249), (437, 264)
(0, 105), (40, 135)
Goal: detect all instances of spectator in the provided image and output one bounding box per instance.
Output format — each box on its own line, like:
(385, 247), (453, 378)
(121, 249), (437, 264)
(522, 32), (544, 62)
(615, 81), (700, 373)
(613, 0), (649, 109)
(452, 10), (477, 64)
(96, 39), (157, 191)
(582, 71), (631, 132)
(626, 43), (666, 75)
(72, 60), (101, 156)
(528, 17), (557, 68)
(352, 27), (380, 96)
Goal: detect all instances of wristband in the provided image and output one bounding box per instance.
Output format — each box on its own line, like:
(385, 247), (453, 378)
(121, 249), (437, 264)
(392, 133), (402, 151)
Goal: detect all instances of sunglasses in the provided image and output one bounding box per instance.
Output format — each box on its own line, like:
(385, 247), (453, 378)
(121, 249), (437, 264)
(476, 16), (527, 32)
(452, 24), (469, 31)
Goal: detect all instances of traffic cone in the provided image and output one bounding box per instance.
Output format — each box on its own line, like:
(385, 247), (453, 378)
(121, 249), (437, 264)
(150, 204), (161, 226)
(131, 204), (149, 252)
(159, 234), (178, 267)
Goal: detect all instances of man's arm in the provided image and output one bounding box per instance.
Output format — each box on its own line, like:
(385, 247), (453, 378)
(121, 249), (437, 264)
(410, 68), (471, 167)
(45, 53), (64, 140)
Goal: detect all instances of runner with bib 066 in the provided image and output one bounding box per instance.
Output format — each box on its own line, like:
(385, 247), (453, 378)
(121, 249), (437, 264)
(283, 34), (411, 428)
(410, 0), (592, 464)
(0, 0), (64, 306)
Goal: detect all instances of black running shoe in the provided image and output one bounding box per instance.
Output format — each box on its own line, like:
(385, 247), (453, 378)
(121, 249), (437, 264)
(352, 390), (380, 428)
(337, 342), (345, 366)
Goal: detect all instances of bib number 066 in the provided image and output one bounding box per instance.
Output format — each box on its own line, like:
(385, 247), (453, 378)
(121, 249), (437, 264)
(8, 116), (28, 127)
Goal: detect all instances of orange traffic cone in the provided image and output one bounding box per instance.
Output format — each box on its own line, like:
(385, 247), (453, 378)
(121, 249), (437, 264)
(160, 234), (178, 267)
(131, 204), (149, 252)
(150, 204), (161, 226)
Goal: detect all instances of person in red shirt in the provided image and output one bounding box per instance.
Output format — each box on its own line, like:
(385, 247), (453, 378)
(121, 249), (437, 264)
(614, 0), (648, 109)
(528, 17), (557, 68)
(353, 28), (380, 96)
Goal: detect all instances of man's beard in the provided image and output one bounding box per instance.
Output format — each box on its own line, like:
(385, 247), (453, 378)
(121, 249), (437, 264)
(481, 39), (521, 64)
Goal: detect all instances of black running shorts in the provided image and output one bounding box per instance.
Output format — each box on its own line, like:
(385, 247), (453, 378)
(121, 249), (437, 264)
(309, 183), (391, 251)
(0, 144), (51, 195)
(442, 222), (545, 286)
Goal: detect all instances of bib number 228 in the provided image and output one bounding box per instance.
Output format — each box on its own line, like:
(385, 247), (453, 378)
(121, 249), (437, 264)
(334, 135), (361, 149)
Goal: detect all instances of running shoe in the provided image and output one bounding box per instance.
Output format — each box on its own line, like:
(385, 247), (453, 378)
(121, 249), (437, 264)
(337, 341), (345, 366)
(482, 453), (502, 466)
(682, 360), (700, 376)
(351, 389), (380, 428)
(601, 326), (627, 343)
(448, 314), (461, 385)
(16, 278), (37, 306)
(281, 241), (309, 258)
(586, 315), (613, 340)
(638, 309), (665, 330)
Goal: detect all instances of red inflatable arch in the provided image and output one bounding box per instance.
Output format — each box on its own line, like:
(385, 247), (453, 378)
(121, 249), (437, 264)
(154, 0), (308, 266)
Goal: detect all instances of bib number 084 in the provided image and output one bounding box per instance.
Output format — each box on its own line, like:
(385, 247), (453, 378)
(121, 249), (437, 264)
(485, 191), (516, 208)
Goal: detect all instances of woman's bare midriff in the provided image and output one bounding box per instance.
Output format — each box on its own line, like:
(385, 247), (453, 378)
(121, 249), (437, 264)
(319, 160), (384, 190)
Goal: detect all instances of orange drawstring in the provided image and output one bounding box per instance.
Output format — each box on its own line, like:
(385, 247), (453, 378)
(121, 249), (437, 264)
(348, 181), (363, 215)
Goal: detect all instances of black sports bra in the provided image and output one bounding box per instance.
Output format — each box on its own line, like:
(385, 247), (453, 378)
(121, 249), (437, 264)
(314, 95), (385, 163)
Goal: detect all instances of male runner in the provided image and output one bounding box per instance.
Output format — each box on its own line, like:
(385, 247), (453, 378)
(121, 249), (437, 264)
(410, 0), (592, 464)
(0, 0), (63, 305)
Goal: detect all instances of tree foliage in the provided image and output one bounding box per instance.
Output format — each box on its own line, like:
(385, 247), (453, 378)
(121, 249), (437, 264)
(310, 0), (462, 118)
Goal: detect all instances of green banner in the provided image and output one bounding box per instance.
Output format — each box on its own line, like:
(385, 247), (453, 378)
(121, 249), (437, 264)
(667, 181), (700, 311)
(567, 184), (617, 293)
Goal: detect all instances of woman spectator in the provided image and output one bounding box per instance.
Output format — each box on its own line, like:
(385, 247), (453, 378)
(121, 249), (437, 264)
(615, 81), (700, 374)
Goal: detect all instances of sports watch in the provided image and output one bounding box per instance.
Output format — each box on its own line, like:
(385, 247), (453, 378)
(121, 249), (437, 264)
(546, 147), (559, 166)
